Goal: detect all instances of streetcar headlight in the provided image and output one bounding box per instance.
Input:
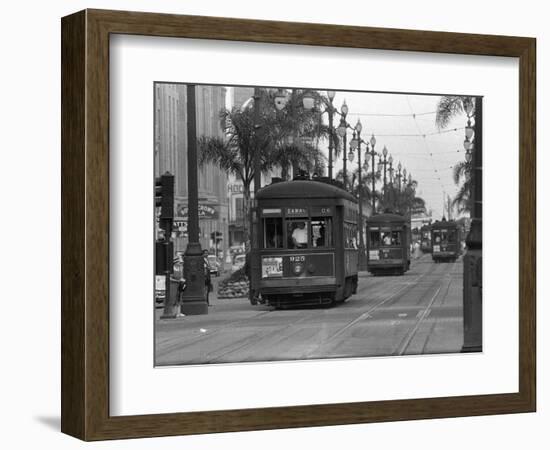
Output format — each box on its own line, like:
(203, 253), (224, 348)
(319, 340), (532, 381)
(292, 263), (304, 275)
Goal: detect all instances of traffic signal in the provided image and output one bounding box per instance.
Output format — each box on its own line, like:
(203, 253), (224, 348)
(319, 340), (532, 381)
(210, 231), (223, 244)
(155, 172), (174, 220)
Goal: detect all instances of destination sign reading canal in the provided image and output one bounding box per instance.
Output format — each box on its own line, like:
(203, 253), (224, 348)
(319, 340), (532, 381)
(285, 207), (307, 217)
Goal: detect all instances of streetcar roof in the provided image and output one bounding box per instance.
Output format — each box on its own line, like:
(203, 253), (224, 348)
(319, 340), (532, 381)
(367, 212), (408, 224)
(257, 180), (357, 202)
(430, 220), (459, 229)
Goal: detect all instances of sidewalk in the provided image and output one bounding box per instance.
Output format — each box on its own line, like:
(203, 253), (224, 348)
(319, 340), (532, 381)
(155, 270), (266, 324)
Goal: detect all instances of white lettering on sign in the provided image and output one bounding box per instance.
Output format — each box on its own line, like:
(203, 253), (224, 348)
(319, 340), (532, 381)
(286, 208), (307, 215)
(289, 256), (305, 262)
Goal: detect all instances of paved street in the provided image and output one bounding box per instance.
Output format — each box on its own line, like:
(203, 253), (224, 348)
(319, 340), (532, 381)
(155, 254), (463, 366)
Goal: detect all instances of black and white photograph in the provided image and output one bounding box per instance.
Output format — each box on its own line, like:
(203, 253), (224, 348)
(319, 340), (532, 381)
(154, 83), (482, 366)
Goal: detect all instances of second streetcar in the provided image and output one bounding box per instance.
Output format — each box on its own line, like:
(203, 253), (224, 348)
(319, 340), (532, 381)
(366, 212), (411, 276)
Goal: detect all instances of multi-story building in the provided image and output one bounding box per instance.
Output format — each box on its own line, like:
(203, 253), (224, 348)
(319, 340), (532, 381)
(155, 83), (229, 256)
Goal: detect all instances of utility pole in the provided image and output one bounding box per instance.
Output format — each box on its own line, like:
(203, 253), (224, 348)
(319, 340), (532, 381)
(249, 87), (263, 304)
(462, 96), (482, 352)
(181, 84), (207, 315)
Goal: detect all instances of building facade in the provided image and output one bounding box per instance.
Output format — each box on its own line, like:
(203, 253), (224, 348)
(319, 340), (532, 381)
(155, 83), (229, 256)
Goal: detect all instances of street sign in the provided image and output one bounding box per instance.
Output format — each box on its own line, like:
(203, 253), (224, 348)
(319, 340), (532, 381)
(176, 203), (218, 220)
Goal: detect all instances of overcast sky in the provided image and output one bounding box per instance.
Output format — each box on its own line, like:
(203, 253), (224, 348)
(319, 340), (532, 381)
(329, 90), (469, 221)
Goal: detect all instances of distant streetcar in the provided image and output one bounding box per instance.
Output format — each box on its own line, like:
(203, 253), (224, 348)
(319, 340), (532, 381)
(431, 219), (462, 262)
(249, 178), (359, 308)
(366, 212), (411, 275)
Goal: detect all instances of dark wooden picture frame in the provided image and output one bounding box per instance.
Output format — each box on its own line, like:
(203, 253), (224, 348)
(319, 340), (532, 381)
(61, 9), (536, 441)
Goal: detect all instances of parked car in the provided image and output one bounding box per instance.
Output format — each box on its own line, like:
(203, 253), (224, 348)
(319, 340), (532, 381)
(155, 275), (166, 305)
(231, 253), (246, 273)
(207, 254), (221, 276)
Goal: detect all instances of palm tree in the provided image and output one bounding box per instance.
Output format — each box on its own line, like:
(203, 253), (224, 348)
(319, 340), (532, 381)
(272, 89), (336, 179)
(435, 96), (475, 130)
(435, 95), (475, 213)
(381, 178), (426, 217)
(451, 160), (473, 214)
(336, 166), (380, 213)
(198, 88), (328, 242)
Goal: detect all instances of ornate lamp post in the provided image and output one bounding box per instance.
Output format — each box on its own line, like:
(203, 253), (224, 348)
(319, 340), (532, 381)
(180, 84), (208, 316)
(326, 91), (336, 180)
(366, 134), (377, 215)
(336, 100), (350, 188)
(299, 90), (338, 180)
(396, 162), (402, 191)
(350, 120), (367, 270)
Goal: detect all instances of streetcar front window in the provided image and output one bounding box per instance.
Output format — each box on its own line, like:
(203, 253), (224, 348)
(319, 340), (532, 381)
(264, 217), (283, 249)
(390, 231), (402, 245)
(433, 230), (454, 244)
(311, 218), (332, 248)
(369, 231), (381, 248)
(287, 220), (309, 249)
(371, 230), (402, 247)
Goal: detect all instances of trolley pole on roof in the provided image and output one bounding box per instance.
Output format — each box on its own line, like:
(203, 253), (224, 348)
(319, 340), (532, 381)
(180, 84), (208, 315)
(462, 96), (482, 352)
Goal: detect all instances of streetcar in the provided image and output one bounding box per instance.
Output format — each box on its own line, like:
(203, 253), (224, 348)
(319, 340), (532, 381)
(366, 212), (411, 275)
(420, 224), (432, 253)
(249, 177), (359, 308)
(431, 219), (462, 262)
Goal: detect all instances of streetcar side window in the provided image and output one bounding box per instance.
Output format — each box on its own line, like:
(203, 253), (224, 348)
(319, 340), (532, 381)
(264, 217), (283, 249)
(345, 223), (358, 249)
(287, 220), (309, 249)
(311, 218), (332, 248)
(447, 230), (456, 242)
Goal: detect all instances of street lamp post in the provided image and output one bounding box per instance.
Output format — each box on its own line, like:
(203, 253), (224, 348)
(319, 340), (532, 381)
(301, 90), (337, 180)
(248, 86), (264, 305)
(180, 84), (208, 316)
(336, 100), (349, 188)
(368, 134), (377, 214)
(397, 162), (402, 192)
(350, 121), (367, 271)
(326, 90), (336, 180)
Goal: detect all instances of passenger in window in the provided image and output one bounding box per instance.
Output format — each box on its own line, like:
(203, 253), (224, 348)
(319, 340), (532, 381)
(316, 223), (326, 247)
(383, 233), (392, 246)
(291, 222), (308, 248)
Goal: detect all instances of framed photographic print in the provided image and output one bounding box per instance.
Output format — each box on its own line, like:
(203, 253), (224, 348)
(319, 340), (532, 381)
(61, 9), (536, 441)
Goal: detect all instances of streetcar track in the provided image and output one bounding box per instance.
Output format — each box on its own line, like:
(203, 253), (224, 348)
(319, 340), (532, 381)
(419, 261), (458, 354)
(188, 311), (323, 364)
(158, 306), (327, 362)
(155, 309), (274, 357)
(302, 264), (438, 356)
(396, 259), (457, 355)
(157, 256), (461, 364)
(303, 258), (455, 358)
